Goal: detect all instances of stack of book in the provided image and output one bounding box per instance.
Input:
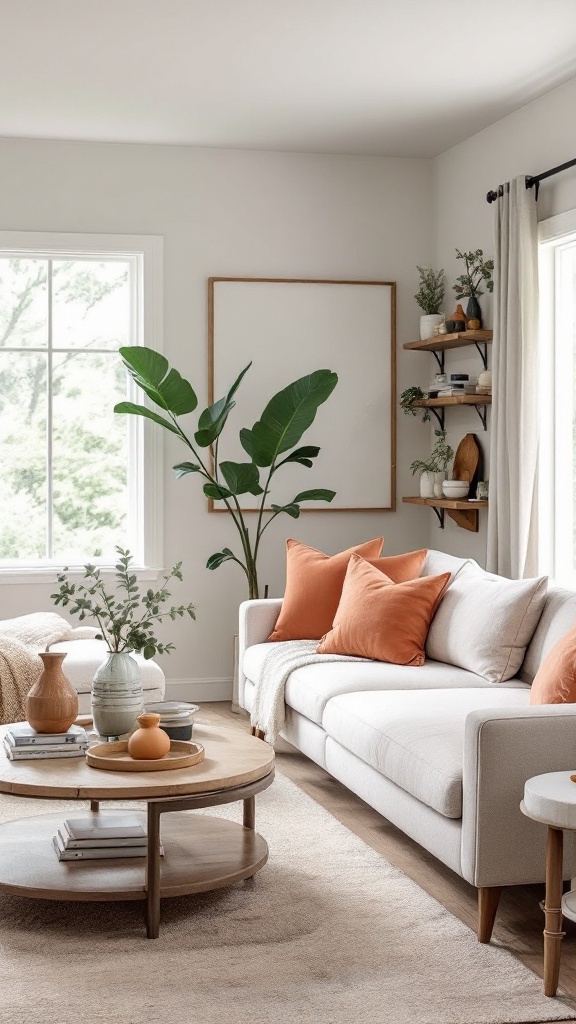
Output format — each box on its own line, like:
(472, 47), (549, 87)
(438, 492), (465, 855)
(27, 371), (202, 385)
(427, 376), (478, 397)
(3, 723), (88, 760)
(52, 813), (162, 861)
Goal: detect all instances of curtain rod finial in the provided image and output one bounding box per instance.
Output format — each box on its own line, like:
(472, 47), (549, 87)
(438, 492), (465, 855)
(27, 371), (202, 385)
(486, 190), (499, 204)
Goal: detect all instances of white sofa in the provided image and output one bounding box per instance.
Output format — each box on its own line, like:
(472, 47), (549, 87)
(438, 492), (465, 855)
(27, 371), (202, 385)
(238, 550), (576, 943)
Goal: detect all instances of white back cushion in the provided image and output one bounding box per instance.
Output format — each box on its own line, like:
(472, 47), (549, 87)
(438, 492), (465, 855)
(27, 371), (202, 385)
(426, 563), (548, 682)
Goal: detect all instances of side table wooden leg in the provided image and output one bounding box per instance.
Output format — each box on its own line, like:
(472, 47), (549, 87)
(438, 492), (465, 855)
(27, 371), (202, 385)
(145, 803), (162, 939)
(90, 800), (99, 812)
(544, 825), (564, 997)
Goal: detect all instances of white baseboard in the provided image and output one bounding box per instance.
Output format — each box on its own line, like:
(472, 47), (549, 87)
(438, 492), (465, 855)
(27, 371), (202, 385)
(165, 677), (233, 703)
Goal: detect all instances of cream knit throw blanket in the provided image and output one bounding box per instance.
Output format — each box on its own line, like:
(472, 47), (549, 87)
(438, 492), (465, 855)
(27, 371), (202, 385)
(250, 640), (368, 744)
(0, 613), (91, 726)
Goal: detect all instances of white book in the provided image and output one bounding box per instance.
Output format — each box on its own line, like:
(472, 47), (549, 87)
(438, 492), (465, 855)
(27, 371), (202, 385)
(4, 738), (88, 755)
(64, 814), (146, 841)
(53, 833), (163, 861)
(3, 740), (86, 760)
(56, 828), (147, 850)
(6, 724), (87, 746)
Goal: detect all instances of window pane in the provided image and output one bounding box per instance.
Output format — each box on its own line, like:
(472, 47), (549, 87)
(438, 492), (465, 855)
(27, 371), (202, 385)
(0, 351), (47, 558)
(52, 259), (130, 350)
(51, 351), (128, 562)
(0, 257), (48, 348)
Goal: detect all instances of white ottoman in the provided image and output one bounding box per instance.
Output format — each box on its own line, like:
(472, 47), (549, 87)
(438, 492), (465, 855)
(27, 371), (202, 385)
(48, 638), (165, 714)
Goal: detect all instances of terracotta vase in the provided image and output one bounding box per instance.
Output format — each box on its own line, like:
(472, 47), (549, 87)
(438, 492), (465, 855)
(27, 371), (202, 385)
(128, 713), (171, 760)
(26, 652), (78, 734)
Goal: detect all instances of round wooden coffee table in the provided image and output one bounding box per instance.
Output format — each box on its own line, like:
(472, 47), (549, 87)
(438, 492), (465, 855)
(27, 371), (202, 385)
(0, 723), (274, 938)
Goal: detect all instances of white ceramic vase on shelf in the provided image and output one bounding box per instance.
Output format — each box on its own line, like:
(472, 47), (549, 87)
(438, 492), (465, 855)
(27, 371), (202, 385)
(419, 471), (436, 498)
(419, 314), (444, 341)
(91, 650), (143, 741)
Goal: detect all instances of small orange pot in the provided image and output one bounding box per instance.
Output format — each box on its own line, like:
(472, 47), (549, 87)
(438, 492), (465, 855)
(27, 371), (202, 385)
(127, 713), (171, 760)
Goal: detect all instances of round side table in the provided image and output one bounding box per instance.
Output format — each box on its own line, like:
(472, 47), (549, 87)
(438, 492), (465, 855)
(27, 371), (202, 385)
(521, 771), (576, 997)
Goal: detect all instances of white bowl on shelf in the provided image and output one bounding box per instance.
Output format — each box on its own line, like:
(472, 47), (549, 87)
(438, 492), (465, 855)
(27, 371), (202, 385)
(442, 480), (470, 499)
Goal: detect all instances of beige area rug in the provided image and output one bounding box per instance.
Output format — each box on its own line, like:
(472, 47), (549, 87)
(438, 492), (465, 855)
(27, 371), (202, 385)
(0, 773), (574, 1024)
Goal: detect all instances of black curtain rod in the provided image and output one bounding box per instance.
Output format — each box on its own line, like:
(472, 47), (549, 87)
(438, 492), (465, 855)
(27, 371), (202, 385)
(486, 156), (576, 204)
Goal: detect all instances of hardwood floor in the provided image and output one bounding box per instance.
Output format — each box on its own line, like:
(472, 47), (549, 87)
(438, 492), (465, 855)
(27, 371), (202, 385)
(198, 702), (576, 1023)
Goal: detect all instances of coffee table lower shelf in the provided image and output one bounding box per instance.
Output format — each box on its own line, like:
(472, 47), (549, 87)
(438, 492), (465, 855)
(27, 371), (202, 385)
(0, 810), (268, 905)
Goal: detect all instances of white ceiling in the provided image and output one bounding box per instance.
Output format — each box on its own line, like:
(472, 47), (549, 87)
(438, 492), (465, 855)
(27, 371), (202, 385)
(2, 0), (576, 157)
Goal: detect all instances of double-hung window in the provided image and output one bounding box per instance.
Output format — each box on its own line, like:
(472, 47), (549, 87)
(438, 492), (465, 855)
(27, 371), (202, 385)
(539, 211), (576, 583)
(0, 232), (163, 576)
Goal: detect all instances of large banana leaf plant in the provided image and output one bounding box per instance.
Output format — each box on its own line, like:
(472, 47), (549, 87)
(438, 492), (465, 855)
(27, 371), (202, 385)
(114, 347), (338, 599)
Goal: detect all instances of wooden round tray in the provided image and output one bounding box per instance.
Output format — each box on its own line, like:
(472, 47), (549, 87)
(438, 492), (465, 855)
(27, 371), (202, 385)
(86, 739), (205, 772)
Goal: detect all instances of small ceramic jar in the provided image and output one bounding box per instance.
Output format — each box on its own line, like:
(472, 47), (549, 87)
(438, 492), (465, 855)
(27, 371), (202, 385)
(127, 713), (171, 760)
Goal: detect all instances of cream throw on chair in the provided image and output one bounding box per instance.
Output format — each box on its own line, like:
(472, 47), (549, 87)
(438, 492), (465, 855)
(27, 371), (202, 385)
(0, 613), (95, 725)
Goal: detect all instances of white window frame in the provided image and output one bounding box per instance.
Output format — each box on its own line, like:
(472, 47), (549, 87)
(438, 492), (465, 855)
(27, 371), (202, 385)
(538, 210), (576, 584)
(0, 231), (164, 583)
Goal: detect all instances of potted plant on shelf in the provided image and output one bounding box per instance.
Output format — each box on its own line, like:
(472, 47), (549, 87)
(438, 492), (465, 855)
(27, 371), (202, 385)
(414, 266), (445, 340)
(52, 547), (196, 739)
(453, 248), (494, 327)
(410, 430), (454, 498)
(400, 385), (430, 423)
(114, 348), (338, 600)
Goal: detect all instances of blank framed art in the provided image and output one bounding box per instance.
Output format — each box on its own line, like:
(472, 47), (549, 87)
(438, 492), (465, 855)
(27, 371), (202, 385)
(208, 277), (396, 512)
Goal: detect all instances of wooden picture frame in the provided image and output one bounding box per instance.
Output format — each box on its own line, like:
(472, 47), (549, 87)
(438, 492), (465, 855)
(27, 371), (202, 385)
(208, 277), (396, 512)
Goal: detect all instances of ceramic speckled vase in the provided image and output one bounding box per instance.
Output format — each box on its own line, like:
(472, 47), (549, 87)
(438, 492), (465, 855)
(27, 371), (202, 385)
(128, 713), (171, 760)
(91, 650), (143, 741)
(26, 652), (79, 734)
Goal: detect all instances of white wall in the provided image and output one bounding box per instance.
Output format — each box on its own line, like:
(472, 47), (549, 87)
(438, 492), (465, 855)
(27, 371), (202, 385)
(432, 75), (576, 564)
(0, 138), (433, 695)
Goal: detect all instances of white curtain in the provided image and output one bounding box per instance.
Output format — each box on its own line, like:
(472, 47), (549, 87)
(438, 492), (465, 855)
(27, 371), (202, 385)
(486, 176), (539, 578)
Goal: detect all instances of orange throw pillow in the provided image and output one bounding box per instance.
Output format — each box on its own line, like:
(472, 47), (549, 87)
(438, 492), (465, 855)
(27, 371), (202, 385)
(366, 549), (427, 583)
(316, 555), (450, 666)
(530, 626), (576, 704)
(268, 537), (384, 642)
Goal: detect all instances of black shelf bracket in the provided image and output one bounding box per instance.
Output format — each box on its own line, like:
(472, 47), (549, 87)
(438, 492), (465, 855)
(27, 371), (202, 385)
(431, 505), (445, 529)
(429, 407), (445, 430)
(473, 404), (488, 430)
(432, 350), (445, 373)
(474, 341), (488, 370)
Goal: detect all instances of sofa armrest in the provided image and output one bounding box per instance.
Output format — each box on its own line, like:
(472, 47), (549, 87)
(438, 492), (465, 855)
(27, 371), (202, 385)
(238, 599), (282, 709)
(461, 705), (576, 887)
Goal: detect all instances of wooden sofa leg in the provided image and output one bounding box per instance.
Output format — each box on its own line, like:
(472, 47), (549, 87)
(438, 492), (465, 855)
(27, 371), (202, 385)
(477, 886), (502, 943)
(251, 726), (265, 740)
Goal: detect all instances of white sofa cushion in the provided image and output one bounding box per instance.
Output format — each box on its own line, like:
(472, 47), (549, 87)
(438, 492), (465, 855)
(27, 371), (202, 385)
(420, 549), (471, 582)
(48, 639), (165, 695)
(425, 563), (548, 683)
(321, 687), (531, 818)
(242, 642), (519, 726)
(520, 586), (576, 683)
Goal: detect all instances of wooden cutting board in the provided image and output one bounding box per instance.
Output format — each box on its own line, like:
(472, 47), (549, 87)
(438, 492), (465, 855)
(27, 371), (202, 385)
(451, 433), (482, 491)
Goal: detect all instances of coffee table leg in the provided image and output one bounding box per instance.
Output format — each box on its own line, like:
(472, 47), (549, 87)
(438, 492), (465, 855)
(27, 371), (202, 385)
(243, 796), (255, 831)
(146, 803), (162, 939)
(544, 825), (564, 996)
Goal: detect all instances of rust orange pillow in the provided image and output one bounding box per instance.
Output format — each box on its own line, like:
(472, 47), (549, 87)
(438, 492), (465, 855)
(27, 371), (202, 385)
(530, 626), (576, 704)
(366, 549), (427, 583)
(268, 537), (384, 642)
(316, 554), (450, 666)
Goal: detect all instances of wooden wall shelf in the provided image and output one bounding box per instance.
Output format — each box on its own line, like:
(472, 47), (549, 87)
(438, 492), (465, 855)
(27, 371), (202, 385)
(413, 394), (491, 431)
(403, 496), (488, 533)
(403, 330), (493, 372)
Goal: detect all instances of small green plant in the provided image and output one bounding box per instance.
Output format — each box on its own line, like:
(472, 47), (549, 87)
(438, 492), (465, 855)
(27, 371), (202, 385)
(410, 430), (454, 475)
(414, 266), (445, 314)
(51, 547), (196, 659)
(400, 385), (430, 423)
(453, 249), (494, 299)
